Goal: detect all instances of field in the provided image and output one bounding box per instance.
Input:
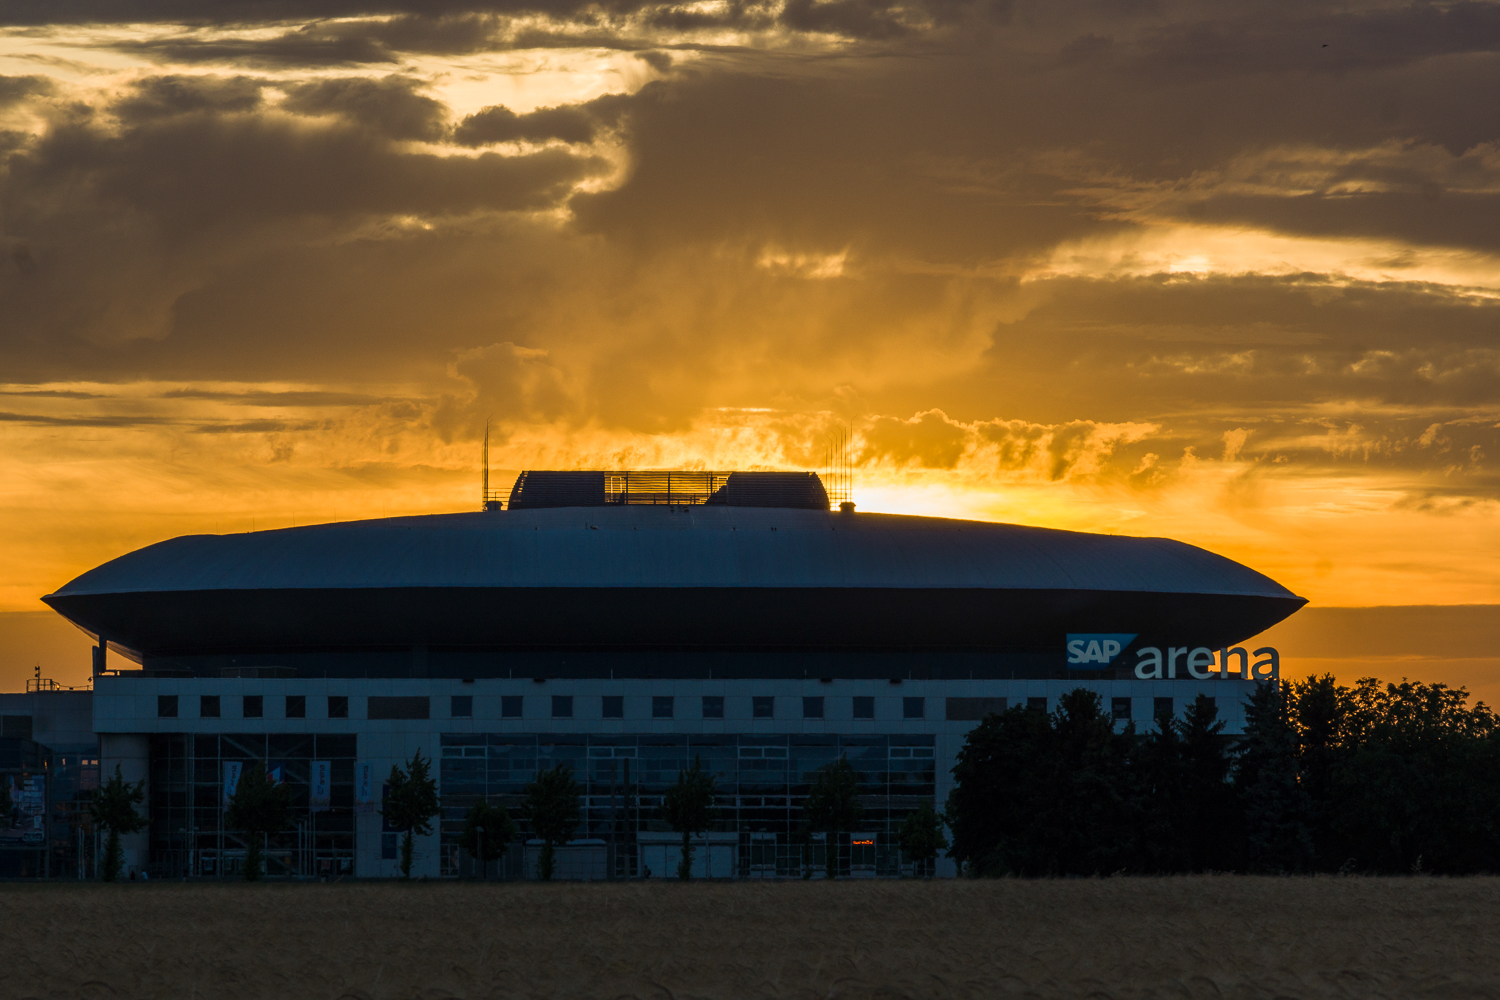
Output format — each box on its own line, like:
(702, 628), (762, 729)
(4, 878), (1497, 999)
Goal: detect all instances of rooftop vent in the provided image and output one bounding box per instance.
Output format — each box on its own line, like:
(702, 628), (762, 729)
(507, 471), (832, 510)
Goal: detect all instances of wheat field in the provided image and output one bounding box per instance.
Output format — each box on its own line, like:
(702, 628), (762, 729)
(3, 878), (1496, 999)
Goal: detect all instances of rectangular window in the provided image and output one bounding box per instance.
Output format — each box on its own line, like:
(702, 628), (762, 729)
(285, 695), (305, 719)
(157, 694), (178, 718)
(1153, 697), (1173, 722)
(0, 715), (32, 739)
(381, 832), (398, 860)
(652, 696), (674, 719)
(902, 697), (925, 720)
(328, 695), (349, 719)
(802, 696), (825, 719)
(368, 696), (429, 720)
(451, 695), (473, 718)
(602, 695), (623, 719)
(945, 697), (1007, 721)
(243, 695), (263, 719)
(200, 695), (220, 718)
(1026, 697), (1048, 713)
(852, 696), (875, 720)
(552, 695), (574, 719)
(702, 695), (724, 719)
(753, 696), (775, 719)
(501, 695), (523, 718)
(1112, 697), (1132, 721)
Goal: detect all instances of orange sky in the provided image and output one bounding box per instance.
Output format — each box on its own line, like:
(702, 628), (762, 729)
(3, 2), (1500, 700)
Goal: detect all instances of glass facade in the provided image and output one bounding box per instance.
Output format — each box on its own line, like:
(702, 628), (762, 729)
(438, 732), (937, 878)
(146, 733), (357, 879)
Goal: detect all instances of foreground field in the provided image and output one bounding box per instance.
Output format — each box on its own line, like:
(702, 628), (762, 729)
(4, 878), (1496, 999)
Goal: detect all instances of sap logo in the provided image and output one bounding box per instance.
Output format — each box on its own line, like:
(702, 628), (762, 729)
(1133, 646), (1280, 680)
(1066, 634), (1138, 668)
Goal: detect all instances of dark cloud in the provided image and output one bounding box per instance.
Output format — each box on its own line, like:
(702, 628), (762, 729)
(0, 411), (173, 427)
(159, 389), (391, 405)
(111, 75), (265, 123)
(281, 75), (448, 141)
(454, 102), (597, 146)
(1137, 1), (1500, 82)
(110, 30), (397, 68)
(0, 389), (109, 398)
(0, 75), (55, 107)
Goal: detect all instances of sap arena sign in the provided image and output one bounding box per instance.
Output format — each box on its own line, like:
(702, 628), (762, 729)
(1066, 634), (1280, 680)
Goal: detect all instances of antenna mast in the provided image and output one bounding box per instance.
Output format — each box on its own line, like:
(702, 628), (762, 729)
(481, 420), (490, 512)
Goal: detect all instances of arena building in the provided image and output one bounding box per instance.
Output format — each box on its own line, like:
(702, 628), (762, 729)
(7, 471), (1304, 879)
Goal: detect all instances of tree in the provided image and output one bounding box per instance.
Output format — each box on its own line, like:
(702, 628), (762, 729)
(1235, 681), (1313, 873)
(524, 763), (581, 881)
(662, 755), (716, 880)
(897, 800), (947, 876)
(803, 755), (860, 879)
(384, 750), (441, 879)
(460, 800), (517, 879)
(0, 776), (11, 829)
(226, 761), (292, 881)
(89, 764), (146, 882)
(1176, 694), (1238, 872)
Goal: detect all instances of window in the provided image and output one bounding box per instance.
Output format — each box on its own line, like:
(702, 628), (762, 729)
(157, 695), (178, 718)
(243, 695), (263, 718)
(552, 695), (574, 719)
(451, 695), (473, 718)
(946, 697), (1006, 721)
(753, 696), (775, 719)
(852, 696), (875, 720)
(328, 695), (349, 719)
(803, 696), (825, 719)
(652, 696), (674, 719)
(1153, 697), (1173, 723)
(702, 695), (724, 719)
(369, 696), (428, 720)
(1026, 697), (1048, 713)
(382, 833), (398, 860)
(602, 695), (624, 719)
(501, 695), (523, 718)
(200, 695), (220, 718)
(285, 695), (305, 719)
(902, 697), (925, 719)
(1112, 697), (1132, 721)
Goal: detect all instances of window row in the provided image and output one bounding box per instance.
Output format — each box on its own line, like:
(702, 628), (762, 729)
(157, 693), (932, 721)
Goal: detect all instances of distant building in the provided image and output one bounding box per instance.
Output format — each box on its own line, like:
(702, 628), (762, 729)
(17, 470), (1303, 879)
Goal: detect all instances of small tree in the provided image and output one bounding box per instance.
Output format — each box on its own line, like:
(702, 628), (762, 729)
(384, 750), (441, 879)
(897, 800), (948, 876)
(226, 761), (292, 881)
(803, 755), (861, 880)
(460, 800), (517, 879)
(524, 763), (581, 881)
(89, 764), (146, 882)
(662, 755), (716, 880)
(0, 776), (12, 828)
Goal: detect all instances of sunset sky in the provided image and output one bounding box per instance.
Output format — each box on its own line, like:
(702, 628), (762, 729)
(3, 0), (1499, 695)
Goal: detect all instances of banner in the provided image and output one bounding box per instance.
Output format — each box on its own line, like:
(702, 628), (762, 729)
(354, 761), (376, 814)
(222, 761), (243, 808)
(310, 760), (331, 812)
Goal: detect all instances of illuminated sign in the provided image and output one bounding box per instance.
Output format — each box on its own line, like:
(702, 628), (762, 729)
(1066, 634), (1138, 668)
(851, 839), (874, 845)
(1065, 637), (1280, 680)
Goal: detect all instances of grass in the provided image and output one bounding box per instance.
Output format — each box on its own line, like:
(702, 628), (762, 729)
(4, 878), (1498, 999)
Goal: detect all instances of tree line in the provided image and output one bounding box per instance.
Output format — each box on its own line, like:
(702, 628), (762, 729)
(945, 677), (1500, 876)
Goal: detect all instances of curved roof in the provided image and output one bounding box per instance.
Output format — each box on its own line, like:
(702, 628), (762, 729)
(48, 505), (1297, 599)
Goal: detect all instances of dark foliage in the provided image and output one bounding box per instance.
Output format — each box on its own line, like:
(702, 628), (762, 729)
(383, 751), (440, 879)
(945, 678), (1500, 876)
(803, 755), (861, 880)
(460, 799), (517, 878)
(225, 761), (292, 881)
(661, 754), (715, 880)
(90, 764), (147, 882)
(524, 762), (581, 881)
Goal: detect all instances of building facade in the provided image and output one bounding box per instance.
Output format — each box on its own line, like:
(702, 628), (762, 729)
(23, 470), (1301, 879)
